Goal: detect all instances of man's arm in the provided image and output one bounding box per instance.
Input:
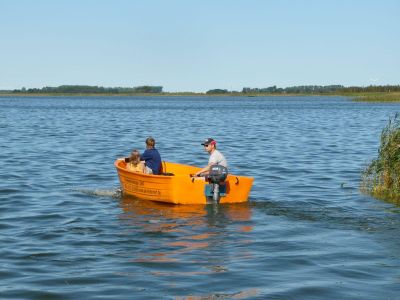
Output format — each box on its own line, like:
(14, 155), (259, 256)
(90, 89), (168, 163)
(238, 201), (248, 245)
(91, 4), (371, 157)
(195, 163), (213, 176)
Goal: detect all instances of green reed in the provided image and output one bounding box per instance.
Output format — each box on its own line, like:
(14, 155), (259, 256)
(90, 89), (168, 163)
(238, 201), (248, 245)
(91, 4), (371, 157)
(352, 92), (400, 102)
(361, 113), (400, 204)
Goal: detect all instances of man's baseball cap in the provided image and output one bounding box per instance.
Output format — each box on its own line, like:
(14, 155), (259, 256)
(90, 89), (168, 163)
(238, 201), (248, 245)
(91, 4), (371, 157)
(201, 138), (216, 146)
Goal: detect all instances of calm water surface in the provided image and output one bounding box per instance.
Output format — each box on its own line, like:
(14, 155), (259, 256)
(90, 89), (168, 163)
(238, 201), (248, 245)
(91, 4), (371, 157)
(1, 96), (400, 299)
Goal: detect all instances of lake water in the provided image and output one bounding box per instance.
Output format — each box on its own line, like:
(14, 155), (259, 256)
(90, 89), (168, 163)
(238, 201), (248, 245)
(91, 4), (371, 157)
(1, 95), (400, 299)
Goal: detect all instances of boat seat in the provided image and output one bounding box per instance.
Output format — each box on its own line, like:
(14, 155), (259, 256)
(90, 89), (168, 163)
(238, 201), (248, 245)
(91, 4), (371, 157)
(160, 172), (174, 176)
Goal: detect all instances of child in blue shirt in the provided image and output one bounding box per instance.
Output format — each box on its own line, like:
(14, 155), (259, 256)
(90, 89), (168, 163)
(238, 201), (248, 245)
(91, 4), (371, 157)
(141, 137), (162, 175)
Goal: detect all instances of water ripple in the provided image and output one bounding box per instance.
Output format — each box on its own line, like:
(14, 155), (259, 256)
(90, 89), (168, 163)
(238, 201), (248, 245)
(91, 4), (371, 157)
(1, 96), (400, 299)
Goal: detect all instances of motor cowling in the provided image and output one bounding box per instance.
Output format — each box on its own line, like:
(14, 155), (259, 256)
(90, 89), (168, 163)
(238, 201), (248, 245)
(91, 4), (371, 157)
(207, 165), (228, 184)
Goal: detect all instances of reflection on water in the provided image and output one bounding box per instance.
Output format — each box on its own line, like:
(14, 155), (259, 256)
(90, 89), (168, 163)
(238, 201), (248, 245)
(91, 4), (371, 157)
(119, 196), (253, 267)
(120, 196), (252, 226)
(175, 288), (261, 300)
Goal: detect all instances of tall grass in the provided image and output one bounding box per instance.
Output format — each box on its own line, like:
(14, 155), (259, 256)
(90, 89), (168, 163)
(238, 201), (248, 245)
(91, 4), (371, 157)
(352, 91), (400, 102)
(361, 113), (400, 204)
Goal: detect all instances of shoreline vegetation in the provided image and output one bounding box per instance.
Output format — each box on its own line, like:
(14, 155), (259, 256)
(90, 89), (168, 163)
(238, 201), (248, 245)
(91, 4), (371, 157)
(1, 84), (400, 102)
(361, 113), (400, 205)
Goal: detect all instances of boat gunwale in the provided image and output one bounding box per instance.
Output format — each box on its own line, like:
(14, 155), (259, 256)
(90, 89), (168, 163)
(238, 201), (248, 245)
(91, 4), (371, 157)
(114, 159), (254, 180)
(114, 159), (181, 179)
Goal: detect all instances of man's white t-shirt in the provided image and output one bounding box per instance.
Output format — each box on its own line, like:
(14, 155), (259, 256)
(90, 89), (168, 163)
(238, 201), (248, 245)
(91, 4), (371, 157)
(208, 149), (228, 168)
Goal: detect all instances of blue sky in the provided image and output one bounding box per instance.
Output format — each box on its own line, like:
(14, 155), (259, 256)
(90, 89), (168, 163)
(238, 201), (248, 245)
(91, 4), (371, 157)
(1, 0), (399, 92)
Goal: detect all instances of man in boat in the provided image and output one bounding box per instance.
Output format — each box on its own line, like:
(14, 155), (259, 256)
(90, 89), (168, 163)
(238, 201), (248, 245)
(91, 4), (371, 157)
(141, 137), (162, 175)
(194, 138), (228, 177)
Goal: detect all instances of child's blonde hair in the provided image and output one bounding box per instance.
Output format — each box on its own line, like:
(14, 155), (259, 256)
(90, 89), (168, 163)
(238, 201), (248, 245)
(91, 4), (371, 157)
(129, 150), (141, 167)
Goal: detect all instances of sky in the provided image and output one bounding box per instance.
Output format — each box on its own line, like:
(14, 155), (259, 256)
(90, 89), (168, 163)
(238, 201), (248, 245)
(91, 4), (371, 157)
(1, 0), (399, 92)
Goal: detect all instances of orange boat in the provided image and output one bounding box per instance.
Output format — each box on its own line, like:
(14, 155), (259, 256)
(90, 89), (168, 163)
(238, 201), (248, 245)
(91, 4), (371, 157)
(114, 159), (254, 204)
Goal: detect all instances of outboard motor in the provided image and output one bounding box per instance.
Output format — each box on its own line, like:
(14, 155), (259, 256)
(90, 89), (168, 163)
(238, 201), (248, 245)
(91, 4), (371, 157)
(206, 165), (228, 203)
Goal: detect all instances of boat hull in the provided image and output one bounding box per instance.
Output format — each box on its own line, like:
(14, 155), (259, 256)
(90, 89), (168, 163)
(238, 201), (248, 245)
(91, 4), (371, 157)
(114, 160), (254, 204)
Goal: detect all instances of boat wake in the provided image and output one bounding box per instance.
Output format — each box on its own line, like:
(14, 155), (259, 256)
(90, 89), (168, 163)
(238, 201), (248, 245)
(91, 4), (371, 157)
(76, 187), (122, 199)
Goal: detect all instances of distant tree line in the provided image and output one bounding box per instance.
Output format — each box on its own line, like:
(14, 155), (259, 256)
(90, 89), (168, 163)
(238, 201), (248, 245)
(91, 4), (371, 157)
(5, 84), (400, 95)
(12, 85), (163, 94)
(339, 85), (400, 93)
(206, 85), (400, 94)
(206, 89), (229, 94)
